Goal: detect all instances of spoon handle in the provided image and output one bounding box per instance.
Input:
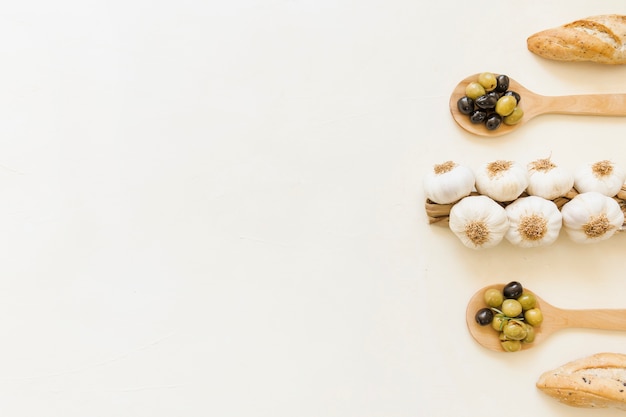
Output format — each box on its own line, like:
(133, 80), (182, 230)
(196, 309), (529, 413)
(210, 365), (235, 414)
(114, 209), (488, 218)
(544, 94), (626, 116)
(560, 308), (626, 331)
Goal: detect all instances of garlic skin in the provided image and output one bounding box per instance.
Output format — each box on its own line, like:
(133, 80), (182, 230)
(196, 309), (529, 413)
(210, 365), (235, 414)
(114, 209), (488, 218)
(475, 160), (528, 202)
(423, 161), (475, 204)
(504, 196), (562, 248)
(574, 160), (626, 197)
(526, 157), (574, 200)
(449, 195), (509, 249)
(561, 191), (624, 244)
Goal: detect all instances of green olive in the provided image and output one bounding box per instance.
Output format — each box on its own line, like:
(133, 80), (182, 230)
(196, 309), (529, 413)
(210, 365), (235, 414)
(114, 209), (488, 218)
(525, 308), (544, 327)
(501, 340), (522, 352)
(517, 293), (536, 311)
(491, 315), (506, 331)
(523, 324), (536, 343)
(503, 107), (524, 125)
(478, 72), (497, 91)
(483, 288), (504, 308)
(495, 95), (517, 116)
(465, 82), (486, 100)
(502, 321), (527, 340)
(501, 299), (523, 317)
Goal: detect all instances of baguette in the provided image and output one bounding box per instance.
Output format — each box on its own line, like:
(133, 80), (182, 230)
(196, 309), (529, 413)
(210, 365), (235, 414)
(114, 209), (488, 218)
(536, 353), (626, 410)
(527, 15), (626, 64)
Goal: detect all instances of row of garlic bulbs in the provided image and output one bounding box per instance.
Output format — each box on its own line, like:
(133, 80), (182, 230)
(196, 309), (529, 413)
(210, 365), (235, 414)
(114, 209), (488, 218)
(424, 158), (626, 249)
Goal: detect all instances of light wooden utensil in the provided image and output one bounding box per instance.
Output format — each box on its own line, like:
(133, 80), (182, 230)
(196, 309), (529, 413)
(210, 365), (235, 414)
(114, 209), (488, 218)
(449, 74), (626, 137)
(466, 284), (626, 352)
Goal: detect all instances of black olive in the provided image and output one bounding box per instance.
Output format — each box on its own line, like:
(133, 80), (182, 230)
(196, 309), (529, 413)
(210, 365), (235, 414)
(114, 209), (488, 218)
(495, 74), (509, 93)
(503, 281), (524, 299)
(475, 308), (494, 326)
(485, 113), (502, 130)
(457, 96), (474, 115)
(504, 90), (521, 104)
(488, 91), (501, 100)
(469, 109), (487, 124)
(475, 93), (498, 110)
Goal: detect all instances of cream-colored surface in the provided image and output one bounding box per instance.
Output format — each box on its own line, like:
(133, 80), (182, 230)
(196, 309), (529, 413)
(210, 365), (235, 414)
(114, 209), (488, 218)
(2, 1), (626, 416)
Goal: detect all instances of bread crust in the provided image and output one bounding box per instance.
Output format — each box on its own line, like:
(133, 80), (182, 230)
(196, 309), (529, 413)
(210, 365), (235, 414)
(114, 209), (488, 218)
(527, 15), (626, 64)
(536, 353), (626, 410)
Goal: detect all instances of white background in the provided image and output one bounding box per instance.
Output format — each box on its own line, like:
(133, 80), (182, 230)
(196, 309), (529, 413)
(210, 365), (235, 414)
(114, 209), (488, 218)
(2, 0), (626, 415)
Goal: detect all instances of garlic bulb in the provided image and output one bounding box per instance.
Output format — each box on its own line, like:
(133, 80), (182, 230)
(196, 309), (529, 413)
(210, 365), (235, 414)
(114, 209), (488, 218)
(526, 157), (574, 200)
(561, 191), (624, 243)
(449, 195), (509, 249)
(504, 196), (562, 248)
(423, 161), (475, 204)
(475, 160), (528, 202)
(574, 160), (626, 197)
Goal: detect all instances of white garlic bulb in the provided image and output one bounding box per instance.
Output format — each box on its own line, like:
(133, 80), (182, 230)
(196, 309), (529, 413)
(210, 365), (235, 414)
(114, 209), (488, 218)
(504, 196), (562, 248)
(449, 195), (509, 249)
(574, 160), (626, 197)
(475, 160), (528, 202)
(423, 161), (475, 204)
(561, 191), (624, 243)
(526, 157), (574, 200)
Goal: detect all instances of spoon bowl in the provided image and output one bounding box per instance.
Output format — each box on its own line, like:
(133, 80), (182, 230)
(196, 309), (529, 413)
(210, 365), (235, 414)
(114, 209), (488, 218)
(450, 74), (626, 137)
(466, 284), (626, 352)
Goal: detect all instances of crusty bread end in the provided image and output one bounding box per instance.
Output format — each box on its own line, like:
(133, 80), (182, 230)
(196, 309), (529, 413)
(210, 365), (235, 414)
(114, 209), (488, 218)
(527, 15), (626, 64)
(537, 353), (626, 410)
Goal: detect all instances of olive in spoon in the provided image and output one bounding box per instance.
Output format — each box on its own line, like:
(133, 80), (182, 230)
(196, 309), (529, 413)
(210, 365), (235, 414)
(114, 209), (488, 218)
(450, 74), (626, 137)
(466, 284), (626, 352)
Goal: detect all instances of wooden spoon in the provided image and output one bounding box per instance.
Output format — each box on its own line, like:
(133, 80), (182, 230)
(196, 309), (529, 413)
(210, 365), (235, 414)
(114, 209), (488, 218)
(466, 284), (626, 352)
(450, 74), (626, 137)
